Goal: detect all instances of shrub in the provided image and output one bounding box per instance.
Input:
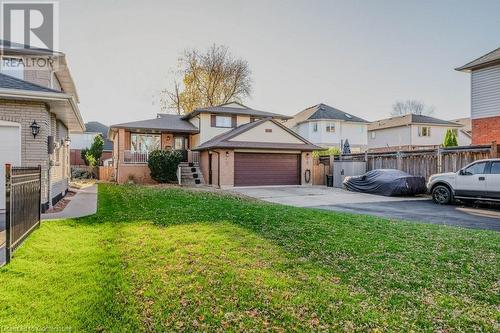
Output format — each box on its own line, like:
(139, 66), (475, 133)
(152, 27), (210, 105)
(148, 150), (183, 183)
(81, 135), (104, 166)
(443, 129), (458, 147)
(312, 147), (341, 158)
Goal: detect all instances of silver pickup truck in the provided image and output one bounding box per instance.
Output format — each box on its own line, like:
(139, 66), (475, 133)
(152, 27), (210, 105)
(427, 158), (500, 204)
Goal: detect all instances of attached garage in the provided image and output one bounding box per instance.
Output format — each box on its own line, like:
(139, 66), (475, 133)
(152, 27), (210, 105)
(234, 152), (300, 186)
(0, 121), (21, 210)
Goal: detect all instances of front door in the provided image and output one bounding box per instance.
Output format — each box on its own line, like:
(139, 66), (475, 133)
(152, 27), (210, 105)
(455, 161), (488, 198)
(174, 136), (189, 162)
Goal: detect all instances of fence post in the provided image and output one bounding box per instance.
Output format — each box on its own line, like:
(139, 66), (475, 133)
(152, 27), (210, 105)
(5, 164), (11, 263)
(38, 165), (42, 227)
(329, 154), (334, 176)
(396, 151), (403, 170)
(437, 146), (442, 173)
(491, 141), (498, 158)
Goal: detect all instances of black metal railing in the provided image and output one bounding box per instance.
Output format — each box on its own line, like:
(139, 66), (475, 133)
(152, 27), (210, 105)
(4, 164), (41, 264)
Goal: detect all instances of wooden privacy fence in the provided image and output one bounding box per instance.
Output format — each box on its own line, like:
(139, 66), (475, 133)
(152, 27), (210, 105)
(337, 142), (499, 181)
(312, 157), (331, 185)
(4, 164), (41, 264)
(98, 166), (114, 181)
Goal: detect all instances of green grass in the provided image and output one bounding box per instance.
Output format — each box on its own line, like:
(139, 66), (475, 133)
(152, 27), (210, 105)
(0, 184), (498, 331)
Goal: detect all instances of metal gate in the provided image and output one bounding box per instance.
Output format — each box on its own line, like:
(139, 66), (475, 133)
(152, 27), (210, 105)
(4, 164), (41, 264)
(333, 160), (367, 188)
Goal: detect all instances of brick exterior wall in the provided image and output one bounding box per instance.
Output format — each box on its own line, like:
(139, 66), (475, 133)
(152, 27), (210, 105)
(472, 116), (500, 145)
(0, 99), (70, 210)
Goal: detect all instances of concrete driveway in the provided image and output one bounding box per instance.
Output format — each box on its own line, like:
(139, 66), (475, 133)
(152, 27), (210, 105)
(230, 186), (500, 231)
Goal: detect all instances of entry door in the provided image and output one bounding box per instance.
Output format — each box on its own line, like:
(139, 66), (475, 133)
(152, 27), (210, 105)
(455, 161), (488, 197)
(487, 161), (500, 199)
(174, 136), (189, 162)
(0, 122), (22, 210)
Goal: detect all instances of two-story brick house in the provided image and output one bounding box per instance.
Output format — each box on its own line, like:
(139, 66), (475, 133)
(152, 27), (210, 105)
(109, 102), (319, 187)
(456, 47), (500, 145)
(0, 40), (84, 211)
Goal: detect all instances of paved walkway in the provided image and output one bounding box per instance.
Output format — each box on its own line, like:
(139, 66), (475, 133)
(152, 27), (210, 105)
(231, 186), (500, 231)
(42, 185), (97, 220)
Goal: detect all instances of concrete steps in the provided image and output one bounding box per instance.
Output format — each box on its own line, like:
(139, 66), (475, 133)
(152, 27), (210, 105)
(179, 163), (205, 186)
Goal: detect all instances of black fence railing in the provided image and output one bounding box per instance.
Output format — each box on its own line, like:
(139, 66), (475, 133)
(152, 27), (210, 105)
(4, 164), (41, 264)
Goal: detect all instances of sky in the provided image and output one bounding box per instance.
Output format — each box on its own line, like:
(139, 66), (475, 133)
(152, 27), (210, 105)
(58, 0), (500, 126)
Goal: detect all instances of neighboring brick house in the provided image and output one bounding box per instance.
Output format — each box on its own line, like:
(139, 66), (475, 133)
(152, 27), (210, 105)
(456, 47), (500, 145)
(109, 102), (319, 187)
(0, 40), (84, 211)
(69, 121), (113, 166)
(286, 104), (369, 152)
(367, 114), (470, 152)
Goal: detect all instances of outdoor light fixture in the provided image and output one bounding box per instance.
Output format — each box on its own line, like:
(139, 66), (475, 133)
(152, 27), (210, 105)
(225, 151), (229, 158)
(30, 120), (40, 138)
(64, 137), (71, 146)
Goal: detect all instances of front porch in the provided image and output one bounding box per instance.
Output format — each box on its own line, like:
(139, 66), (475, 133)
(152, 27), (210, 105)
(113, 127), (201, 184)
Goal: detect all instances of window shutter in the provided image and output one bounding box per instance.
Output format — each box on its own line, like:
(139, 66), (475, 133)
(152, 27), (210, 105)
(231, 115), (237, 127)
(211, 114), (216, 127)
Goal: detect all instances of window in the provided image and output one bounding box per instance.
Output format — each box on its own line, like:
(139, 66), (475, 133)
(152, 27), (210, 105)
(463, 162), (487, 175)
(215, 115), (232, 128)
(326, 122), (335, 133)
(418, 126), (431, 137)
(451, 128), (458, 136)
(490, 162), (500, 174)
(1, 56), (24, 80)
(131, 134), (160, 152)
(370, 131), (376, 139)
(174, 137), (187, 150)
(313, 122), (318, 132)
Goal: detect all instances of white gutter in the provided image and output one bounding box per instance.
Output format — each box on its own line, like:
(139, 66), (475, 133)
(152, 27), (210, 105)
(0, 87), (85, 132)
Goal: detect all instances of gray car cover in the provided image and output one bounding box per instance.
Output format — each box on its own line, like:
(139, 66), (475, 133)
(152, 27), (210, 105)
(343, 169), (427, 196)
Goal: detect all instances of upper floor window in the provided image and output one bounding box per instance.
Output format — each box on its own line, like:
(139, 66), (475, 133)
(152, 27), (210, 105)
(211, 115), (234, 128)
(418, 126), (431, 137)
(326, 122), (335, 133)
(450, 128), (458, 136)
(370, 131), (376, 139)
(1, 56), (24, 80)
(312, 122), (318, 132)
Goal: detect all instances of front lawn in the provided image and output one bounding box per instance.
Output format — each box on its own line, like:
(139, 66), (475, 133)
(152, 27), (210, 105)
(0, 184), (498, 331)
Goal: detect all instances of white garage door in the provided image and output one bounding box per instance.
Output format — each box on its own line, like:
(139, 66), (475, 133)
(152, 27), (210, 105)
(0, 121), (21, 210)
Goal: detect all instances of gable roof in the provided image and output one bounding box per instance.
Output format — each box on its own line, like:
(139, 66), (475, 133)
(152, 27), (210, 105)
(194, 118), (320, 151)
(182, 102), (291, 120)
(368, 114), (463, 131)
(84, 121), (113, 151)
(456, 47), (500, 72)
(288, 103), (368, 127)
(109, 114), (199, 133)
(0, 73), (62, 93)
(0, 39), (62, 56)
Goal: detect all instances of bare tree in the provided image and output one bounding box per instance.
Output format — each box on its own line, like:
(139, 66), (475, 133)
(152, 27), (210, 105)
(162, 44), (252, 114)
(391, 99), (435, 116)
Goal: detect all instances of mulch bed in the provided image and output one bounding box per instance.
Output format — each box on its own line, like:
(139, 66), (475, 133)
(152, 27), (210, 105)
(45, 190), (77, 213)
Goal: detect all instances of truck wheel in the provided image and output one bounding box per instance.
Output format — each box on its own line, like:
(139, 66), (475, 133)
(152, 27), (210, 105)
(432, 185), (452, 204)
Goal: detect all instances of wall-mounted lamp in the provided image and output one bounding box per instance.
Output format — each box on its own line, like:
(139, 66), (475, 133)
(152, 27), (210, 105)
(30, 120), (40, 138)
(64, 137), (71, 146)
(225, 151), (230, 158)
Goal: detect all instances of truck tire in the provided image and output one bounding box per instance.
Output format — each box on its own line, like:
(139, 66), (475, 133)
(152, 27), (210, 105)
(432, 185), (452, 204)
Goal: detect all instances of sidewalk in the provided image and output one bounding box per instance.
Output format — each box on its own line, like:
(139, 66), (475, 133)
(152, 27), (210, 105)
(42, 184), (97, 220)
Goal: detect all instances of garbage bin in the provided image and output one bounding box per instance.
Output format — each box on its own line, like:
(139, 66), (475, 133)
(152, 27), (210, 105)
(326, 175), (333, 187)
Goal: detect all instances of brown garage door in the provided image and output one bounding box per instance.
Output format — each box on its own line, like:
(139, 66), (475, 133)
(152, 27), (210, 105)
(234, 153), (300, 186)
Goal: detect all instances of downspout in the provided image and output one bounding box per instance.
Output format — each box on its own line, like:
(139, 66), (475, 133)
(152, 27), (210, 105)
(213, 151), (220, 188)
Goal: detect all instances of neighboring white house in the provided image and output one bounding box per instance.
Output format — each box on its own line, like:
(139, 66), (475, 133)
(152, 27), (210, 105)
(368, 114), (471, 152)
(286, 103), (369, 152)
